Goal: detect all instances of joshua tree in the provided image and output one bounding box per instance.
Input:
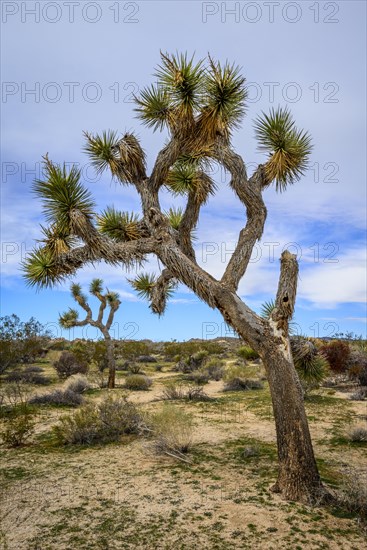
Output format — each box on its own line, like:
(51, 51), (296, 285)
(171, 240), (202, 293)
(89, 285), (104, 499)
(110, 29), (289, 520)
(24, 52), (328, 503)
(59, 279), (120, 388)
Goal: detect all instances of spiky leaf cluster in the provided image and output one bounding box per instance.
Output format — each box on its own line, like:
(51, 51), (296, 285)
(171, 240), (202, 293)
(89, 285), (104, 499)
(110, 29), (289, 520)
(97, 207), (141, 241)
(84, 132), (146, 184)
(254, 107), (312, 191)
(129, 272), (175, 301)
(165, 158), (216, 204)
(155, 52), (204, 116)
(59, 308), (79, 329)
(134, 85), (172, 132)
(164, 207), (184, 230)
(39, 224), (77, 257)
(33, 159), (95, 234)
(106, 291), (121, 308)
(290, 337), (329, 384)
(22, 247), (66, 288)
(197, 58), (247, 140)
(89, 278), (103, 295)
(135, 52), (246, 141)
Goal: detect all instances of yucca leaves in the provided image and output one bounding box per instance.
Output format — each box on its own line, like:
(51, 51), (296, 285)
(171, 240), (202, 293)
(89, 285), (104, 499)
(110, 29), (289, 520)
(22, 247), (65, 288)
(59, 308), (79, 329)
(106, 291), (121, 307)
(290, 337), (329, 384)
(33, 158), (95, 233)
(84, 131), (146, 183)
(83, 130), (120, 175)
(97, 207), (141, 241)
(129, 272), (156, 300)
(155, 52), (204, 115)
(39, 224), (77, 257)
(165, 157), (216, 204)
(71, 283), (82, 298)
(134, 85), (172, 132)
(197, 58), (247, 141)
(129, 272), (175, 302)
(89, 278), (103, 295)
(260, 299), (275, 319)
(164, 207), (184, 230)
(254, 107), (312, 191)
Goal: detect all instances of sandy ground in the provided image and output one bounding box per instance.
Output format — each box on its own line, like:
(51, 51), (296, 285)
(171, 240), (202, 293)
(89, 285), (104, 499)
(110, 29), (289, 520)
(1, 369), (366, 549)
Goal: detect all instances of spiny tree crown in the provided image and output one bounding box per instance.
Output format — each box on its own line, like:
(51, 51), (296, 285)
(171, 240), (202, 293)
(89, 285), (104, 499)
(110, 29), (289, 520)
(23, 52), (312, 301)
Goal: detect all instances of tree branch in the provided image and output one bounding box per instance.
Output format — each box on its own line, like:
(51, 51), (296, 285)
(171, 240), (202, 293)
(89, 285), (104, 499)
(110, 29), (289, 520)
(211, 141), (267, 292)
(271, 250), (299, 334)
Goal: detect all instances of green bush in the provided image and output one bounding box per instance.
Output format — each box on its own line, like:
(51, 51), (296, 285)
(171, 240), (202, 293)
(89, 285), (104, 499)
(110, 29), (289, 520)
(53, 396), (143, 445)
(124, 374), (152, 391)
(237, 346), (260, 361)
(0, 405), (35, 447)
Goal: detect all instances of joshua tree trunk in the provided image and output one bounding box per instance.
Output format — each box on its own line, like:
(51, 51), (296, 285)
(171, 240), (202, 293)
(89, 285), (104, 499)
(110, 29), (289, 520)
(105, 335), (116, 389)
(261, 346), (323, 501)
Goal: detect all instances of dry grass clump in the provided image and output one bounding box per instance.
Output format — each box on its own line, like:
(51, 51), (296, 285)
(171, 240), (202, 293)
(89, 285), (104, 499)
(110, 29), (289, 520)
(149, 403), (195, 459)
(162, 381), (209, 401)
(64, 374), (91, 394)
(223, 366), (264, 392)
(348, 425), (367, 442)
(339, 469), (367, 527)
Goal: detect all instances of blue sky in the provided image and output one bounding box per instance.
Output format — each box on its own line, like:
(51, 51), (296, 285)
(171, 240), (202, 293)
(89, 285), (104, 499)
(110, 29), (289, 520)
(1, 0), (366, 341)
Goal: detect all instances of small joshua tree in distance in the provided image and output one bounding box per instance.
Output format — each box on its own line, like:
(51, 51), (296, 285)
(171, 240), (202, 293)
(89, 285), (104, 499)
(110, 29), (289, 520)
(59, 279), (120, 388)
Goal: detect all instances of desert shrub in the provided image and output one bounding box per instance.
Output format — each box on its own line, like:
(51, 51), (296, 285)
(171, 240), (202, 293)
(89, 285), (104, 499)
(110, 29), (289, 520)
(173, 359), (196, 374)
(5, 370), (51, 385)
(29, 389), (83, 407)
(339, 470), (367, 526)
(128, 363), (143, 374)
(163, 341), (222, 361)
(116, 359), (130, 371)
(53, 351), (88, 379)
(124, 374), (152, 391)
(70, 340), (95, 366)
(188, 350), (209, 369)
(185, 371), (210, 385)
(202, 358), (225, 380)
(319, 340), (350, 373)
(237, 346), (260, 361)
(224, 377), (263, 392)
(0, 314), (50, 373)
(24, 366), (44, 373)
(242, 445), (260, 458)
(349, 389), (367, 401)
(137, 355), (157, 363)
(348, 426), (367, 443)
(64, 374), (91, 394)
(116, 341), (150, 360)
(347, 349), (367, 386)
(162, 382), (209, 401)
(150, 404), (195, 455)
(92, 340), (109, 372)
(54, 396), (143, 445)
(0, 404), (35, 447)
